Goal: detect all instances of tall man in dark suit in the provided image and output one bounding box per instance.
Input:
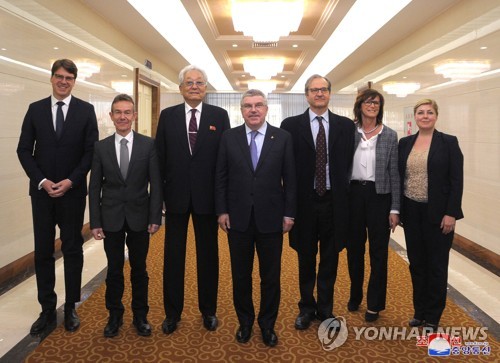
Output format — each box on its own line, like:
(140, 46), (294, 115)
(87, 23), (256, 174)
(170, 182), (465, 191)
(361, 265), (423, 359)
(155, 65), (231, 334)
(281, 75), (355, 330)
(89, 94), (162, 337)
(216, 89), (296, 347)
(17, 59), (99, 335)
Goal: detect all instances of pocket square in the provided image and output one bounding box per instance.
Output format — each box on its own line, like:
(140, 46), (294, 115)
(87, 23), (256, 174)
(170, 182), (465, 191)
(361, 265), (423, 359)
(209, 125), (216, 131)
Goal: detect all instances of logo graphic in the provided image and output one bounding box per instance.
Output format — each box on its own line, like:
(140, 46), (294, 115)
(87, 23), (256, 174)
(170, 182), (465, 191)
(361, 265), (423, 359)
(428, 333), (451, 356)
(318, 316), (348, 350)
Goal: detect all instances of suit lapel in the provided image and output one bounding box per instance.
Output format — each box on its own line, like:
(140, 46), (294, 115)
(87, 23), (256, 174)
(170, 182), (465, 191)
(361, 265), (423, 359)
(128, 131), (140, 175)
(328, 111), (342, 153)
(193, 106), (209, 156)
(235, 126), (254, 171)
(299, 112), (315, 150)
(105, 136), (123, 180)
(428, 130), (441, 164)
(43, 97), (58, 139)
(172, 106), (191, 156)
(257, 123), (276, 171)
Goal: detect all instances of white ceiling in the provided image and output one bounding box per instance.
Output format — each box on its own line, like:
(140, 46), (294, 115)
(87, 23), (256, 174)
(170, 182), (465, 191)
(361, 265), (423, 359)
(0, 0), (499, 95)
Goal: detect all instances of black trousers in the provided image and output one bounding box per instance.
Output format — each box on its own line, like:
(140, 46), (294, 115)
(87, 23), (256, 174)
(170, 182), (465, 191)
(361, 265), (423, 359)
(31, 195), (85, 311)
(297, 191), (338, 317)
(347, 182), (391, 312)
(163, 207), (219, 319)
(103, 221), (150, 318)
(403, 196), (453, 325)
(228, 214), (283, 330)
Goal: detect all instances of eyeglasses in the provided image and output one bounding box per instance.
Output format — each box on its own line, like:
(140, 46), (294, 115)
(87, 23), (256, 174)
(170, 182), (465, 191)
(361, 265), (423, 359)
(183, 81), (207, 88)
(242, 103), (267, 111)
(112, 110), (134, 117)
(308, 87), (329, 94)
(53, 74), (75, 82)
(363, 100), (380, 106)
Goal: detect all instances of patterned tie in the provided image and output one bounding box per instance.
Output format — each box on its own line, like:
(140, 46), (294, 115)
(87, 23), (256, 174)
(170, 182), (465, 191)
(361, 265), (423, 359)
(55, 101), (64, 139)
(120, 138), (129, 179)
(188, 109), (198, 152)
(250, 130), (258, 170)
(315, 116), (327, 196)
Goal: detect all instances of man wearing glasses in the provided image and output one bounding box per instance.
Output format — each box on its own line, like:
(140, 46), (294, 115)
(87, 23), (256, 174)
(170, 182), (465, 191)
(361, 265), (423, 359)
(17, 59), (99, 335)
(155, 65), (230, 334)
(281, 74), (355, 330)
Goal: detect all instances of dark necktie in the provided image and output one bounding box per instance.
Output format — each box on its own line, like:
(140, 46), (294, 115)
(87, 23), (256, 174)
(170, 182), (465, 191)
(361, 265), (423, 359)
(120, 138), (129, 179)
(55, 101), (64, 139)
(315, 116), (327, 196)
(250, 130), (258, 170)
(188, 109), (198, 152)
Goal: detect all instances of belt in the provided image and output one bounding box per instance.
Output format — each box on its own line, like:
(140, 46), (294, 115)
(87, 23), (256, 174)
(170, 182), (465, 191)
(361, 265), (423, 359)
(350, 180), (375, 185)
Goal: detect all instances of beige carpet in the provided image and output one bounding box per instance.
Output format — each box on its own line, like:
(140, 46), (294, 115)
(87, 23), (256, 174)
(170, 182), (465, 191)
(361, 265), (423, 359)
(25, 223), (499, 362)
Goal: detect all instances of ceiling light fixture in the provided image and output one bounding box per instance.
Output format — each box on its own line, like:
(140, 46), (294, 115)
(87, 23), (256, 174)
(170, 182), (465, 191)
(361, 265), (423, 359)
(248, 80), (277, 95)
(243, 58), (284, 80)
(382, 82), (420, 97)
(75, 60), (101, 80)
(232, 0), (304, 42)
(434, 60), (490, 81)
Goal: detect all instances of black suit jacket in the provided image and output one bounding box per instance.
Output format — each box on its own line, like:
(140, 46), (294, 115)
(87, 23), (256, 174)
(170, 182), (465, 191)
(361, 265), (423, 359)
(89, 132), (162, 232)
(281, 109), (355, 253)
(17, 96), (98, 198)
(398, 130), (464, 224)
(155, 102), (230, 214)
(215, 123), (296, 233)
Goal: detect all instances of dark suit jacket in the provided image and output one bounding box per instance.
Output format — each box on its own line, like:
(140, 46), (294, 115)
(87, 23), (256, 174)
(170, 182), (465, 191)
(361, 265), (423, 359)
(398, 130), (464, 224)
(215, 123), (296, 233)
(281, 109), (355, 253)
(17, 96), (98, 198)
(89, 131), (162, 232)
(155, 102), (230, 214)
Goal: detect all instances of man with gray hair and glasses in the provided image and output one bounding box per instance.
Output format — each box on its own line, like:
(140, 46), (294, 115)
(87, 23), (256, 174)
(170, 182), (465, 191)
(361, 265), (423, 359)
(155, 65), (230, 334)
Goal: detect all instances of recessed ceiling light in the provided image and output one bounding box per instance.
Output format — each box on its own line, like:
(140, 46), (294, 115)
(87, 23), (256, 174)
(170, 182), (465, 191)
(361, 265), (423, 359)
(292, 44), (298, 48)
(241, 74), (246, 77)
(121, 74), (128, 78)
(480, 46), (488, 50)
(1, 48), (6, 51)
(232, 44), (238, 48)
(53, 47), (59, 50)
(403, 76), (407, 79)
(281, 75), (285, 78)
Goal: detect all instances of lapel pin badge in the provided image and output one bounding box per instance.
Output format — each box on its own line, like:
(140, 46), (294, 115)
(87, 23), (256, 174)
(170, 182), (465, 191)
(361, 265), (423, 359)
(210, 125), (216, 131)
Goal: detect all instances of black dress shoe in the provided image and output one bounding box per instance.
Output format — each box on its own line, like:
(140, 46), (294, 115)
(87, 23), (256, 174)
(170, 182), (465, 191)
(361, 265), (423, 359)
(236, 326), (252, 343)
(133, 316), (152, 336)
(30, 310), (56, 335)
(423, 323), (438, 333)
(262, 329), (278, 347)
(202, 315), (218, 331)
(162, 317), (179, 334)
(104, 315), (123, 337)
(409, 318), (425, 327)
(294, 312), (315, 330)
(365, 311), (379, 322)
(64, 308), (80, 332)
(347, 301), (359, 312)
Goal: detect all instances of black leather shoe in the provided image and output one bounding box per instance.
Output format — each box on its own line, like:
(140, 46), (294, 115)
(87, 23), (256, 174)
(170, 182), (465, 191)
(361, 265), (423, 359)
(294, 312), (315, 330)
(202, 315), (218, 331)
(409, 318), (424, 327)
(236, 326), (252, 343)
(162, 317), (179, 334)
(365, 311), (379, 322)
(423, 323), (438, 333)
(133, 316), (152, 336)
(64, 308), (80, 332)
(104, 315), (123, 337)
(262, 329), (278, 347)
(347, 301), (359, 312)
(30, 310), (56, 335)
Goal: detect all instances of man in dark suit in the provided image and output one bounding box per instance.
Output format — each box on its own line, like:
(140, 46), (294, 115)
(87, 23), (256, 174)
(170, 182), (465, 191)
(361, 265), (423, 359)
(17, 59), (99, 335)
(155, 65), (231, 334)
(216, 89), (296, 347)
(281, 74), (355, 330)
(89, 94), (162, 337)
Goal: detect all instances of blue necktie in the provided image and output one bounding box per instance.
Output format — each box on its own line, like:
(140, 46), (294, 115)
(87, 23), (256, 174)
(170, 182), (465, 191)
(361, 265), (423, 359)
(250, 130), (258, 170)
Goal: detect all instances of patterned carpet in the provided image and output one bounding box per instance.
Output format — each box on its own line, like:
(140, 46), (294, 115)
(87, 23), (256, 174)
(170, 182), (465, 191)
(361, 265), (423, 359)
(25, 223), (499, 362)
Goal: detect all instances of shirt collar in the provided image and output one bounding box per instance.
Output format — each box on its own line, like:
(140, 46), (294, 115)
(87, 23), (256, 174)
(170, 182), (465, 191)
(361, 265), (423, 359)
(115, 131), (133, 143)
(309, 109), (329, 123)
(245, 122), (267, 135)
(185, 102), (203, 115)
(51, 95), (72, 107)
